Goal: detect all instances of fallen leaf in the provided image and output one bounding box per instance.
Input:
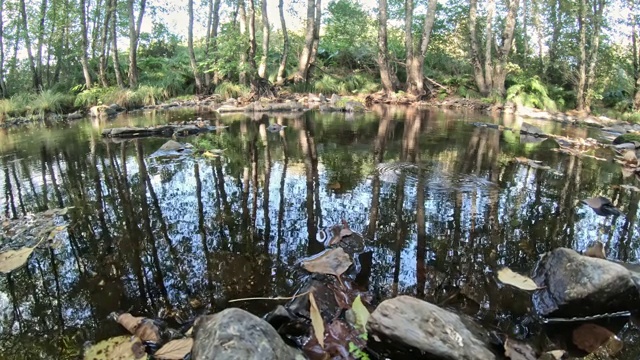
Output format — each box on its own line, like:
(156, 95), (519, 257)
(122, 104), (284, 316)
(538, 350), (566, 360)
(302, 248), (352, 278)
(584, 242), (606, 259)
(153, 338), (193, 359)
(134, 320), (161, 342)
(572, 323), (620, 354)
(504, 338), (537, 360)
(202, 151), (218, 158)
(581, 196), (622, 216)
(497, 268), (538, 291)
(0, 244), (42, 274)
(621, 150), (638, 164)
(309, 292), (325, 349)
(83, 335), (146, 360)
(117, 313), (144, 334)
(350, 295), (370, 333)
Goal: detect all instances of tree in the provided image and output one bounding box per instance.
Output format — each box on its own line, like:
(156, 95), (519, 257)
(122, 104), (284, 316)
(276, 0), (288, 84)
(19, 0), (40, 90)
(295, 0), (318, 83)
(377, 0), (396, 93)
(80, 0), (93, 89)
(468, 0), (520, 96)
(127, 0), (147, 87)
(238, 0), (248, 84)
(98, 0), (114, 87)
(0, 0), (7, 97)
(204, 0), (221, 86)
(112, 0), (125, 87)
(258, 0), (269, 79)
(406, 0), (438, 96)
(576, 0), (606, 112)
(631, 0), (640, 109)
(188, 0), (203, 93)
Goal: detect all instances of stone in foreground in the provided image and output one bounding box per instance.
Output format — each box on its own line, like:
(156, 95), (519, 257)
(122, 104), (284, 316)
(532, 248), (640, 318)
(366, 295), (496, 360)
(192, 308), (305, 360)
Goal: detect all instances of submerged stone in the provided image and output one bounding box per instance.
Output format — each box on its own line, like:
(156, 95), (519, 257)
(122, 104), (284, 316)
(367, 296), (496, 360)
(192, 308), (305, 360)
(532, 248), (640, 318)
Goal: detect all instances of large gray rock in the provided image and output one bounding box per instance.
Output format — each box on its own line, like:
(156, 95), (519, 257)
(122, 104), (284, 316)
(192, 308), (305, 360)
(366, 296), (496, 360)
(344, 101), (365, 113)
(520, 122), (546, 137)
(532, 248), (640, 318)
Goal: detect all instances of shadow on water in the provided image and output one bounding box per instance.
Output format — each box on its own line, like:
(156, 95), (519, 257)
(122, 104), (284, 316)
(1, 106), (640, 358)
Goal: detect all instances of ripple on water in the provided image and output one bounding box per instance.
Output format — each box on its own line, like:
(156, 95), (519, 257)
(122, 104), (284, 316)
(375, 161), (498, 194)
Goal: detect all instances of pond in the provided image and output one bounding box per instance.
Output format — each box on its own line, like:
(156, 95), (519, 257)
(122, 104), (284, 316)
(0, 105), (639, 358)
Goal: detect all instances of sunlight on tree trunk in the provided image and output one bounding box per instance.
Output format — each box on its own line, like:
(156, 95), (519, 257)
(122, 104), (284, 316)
(406, 0), (437, 96)
(238, 0), (248, 85)
(276, 0), (288, 84)
(19, 0), (40, 91)
(258, 0), (269, 79)
(295, 0), (316, 83)
(188, 0), (203, 93)
(377, 0), (396, 93)
(80, 0), (93, 89)
(99, 0), (114, 87)
(111, 0), (124, 88)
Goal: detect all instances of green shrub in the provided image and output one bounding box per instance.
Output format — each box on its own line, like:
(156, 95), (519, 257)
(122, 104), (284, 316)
(506, 76), (558, 111)
(32, 90), (74, 116)
(214, 82), (250, 99)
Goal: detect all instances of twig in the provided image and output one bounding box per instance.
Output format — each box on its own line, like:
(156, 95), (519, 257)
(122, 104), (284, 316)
(228, 291), (311, 303)
(424, 76), (449, 92)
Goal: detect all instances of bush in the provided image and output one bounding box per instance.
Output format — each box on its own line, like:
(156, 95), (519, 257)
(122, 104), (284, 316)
(506, 76), (558, 111)
(214, 82), (250, 99)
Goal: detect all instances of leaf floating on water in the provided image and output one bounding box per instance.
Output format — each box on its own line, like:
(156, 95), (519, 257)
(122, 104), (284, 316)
(0, 237), (47, 274)
(201, 151), (219, 158)
(83, 335), (146, 360)
(584, 242), (606, 259)
(154, 338), (193, 359)
(497, 267), (538, 291)
(117, 313), (145, 334)
(572, 323), (622, 355)
(350, 295), (370, 333)
(309, 292), (325, 349)
(504, 338), (537, 360)
(302, 248), (352, 277)
(581, 196), (622, 216)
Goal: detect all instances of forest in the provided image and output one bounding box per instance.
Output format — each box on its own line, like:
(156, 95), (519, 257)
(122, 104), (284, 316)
(0, 0), (638, 122)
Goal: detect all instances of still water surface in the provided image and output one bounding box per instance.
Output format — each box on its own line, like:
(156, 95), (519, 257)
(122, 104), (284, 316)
(1, 106), (639, 358)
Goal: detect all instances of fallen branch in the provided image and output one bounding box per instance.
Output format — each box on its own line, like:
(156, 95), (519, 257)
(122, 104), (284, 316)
(228, 291), (311, 303)
(425, 76), (449, 92)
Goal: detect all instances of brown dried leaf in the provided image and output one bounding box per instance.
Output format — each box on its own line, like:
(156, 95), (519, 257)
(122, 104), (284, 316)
(584, 242), (606, 259)
(309, 292), (325, 349)
(497, 268), (538, 291)
(154, 338), (193, 359)
(537, 350), (566, 360)
(117, 313), (144, 334)
(572, 323), (615, 353)
(504, 338), (537, 360)
(0, 246), (38, 274)
(581, 196), (612, 210)
(622, 150), (638, 164)
(134, 320), (161, 343)
(302, 248), (352, 277)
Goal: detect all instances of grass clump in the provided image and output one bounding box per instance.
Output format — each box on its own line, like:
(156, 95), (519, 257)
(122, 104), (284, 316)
(214, 82), (250, 100)
(75, 86), (169, 109)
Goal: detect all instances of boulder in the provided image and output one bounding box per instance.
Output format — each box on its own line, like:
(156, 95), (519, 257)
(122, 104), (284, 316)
(520, 122), (546, 137)
(308, 93), (322, 103)
(192, 308), (305, 360)
(108, 103), (126, 112)
(330, 94), (341, 105)
(344, 101), (365, 113)
(532, 248), (640, 318)
(613, 132), (640, 145)
(89, 105), (117, 118)
(66, 111), (83, 120)
(367, 296), (496, 360)
(216, 104), (246, 113)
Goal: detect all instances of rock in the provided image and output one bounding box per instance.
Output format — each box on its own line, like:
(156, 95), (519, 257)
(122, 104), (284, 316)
(89, 105), (117, 118)
(108, 103), (125, 112)
(613, 133), (640, 145)
(319, 93), (327, 103)
(367, 296), (496, 360)
(520, 122), (546, 137)
(66, 111), (83, 120)
(192, 308), (305, 360)
(344, 101), (365, 113)
(330, 94), (341, 105)
(308, 93), (322, 102)
(216, 104), (246, 113)
(532, 248), (640, 318)
(158, 140), (185, 152)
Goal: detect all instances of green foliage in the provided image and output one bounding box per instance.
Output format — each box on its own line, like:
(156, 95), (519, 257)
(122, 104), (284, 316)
(75, 86), (169, 109)
(32, 90), (74, 116)
(506, 76), (559, 111)
(214, 82), (250, 100)
(348, 341), (370, 360)
(322, 0), (376, 69)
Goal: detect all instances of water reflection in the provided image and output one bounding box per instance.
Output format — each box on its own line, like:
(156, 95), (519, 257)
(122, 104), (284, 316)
(0, 107), (639, 357)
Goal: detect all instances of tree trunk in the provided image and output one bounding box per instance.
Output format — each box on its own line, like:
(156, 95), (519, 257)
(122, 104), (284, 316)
(80, 0), (93, 89)
(276, 0), (288, 84)
(112, 0), (124, 87)
(632, 1), (640, 110)
(204, 0), (221, 87)
(583, 0), (605, 111)
(258, 0), (269, 78)
(404, 0), (413, 79)
(491, 0), (519, 95)
(99, 0), (114, 87)
(406, 0), (437, 96)
(19, 0), (40, 90)
(128, 0), (147, 88)
(468, 0), (487, 94)
(483, 0), (495, 93)
(522, 0), (528, 58)
(307, 0), (321, 77)
(0, 0), (7, 97)
(248, 0), (257, 71)
(377, 0), (396, 93)
(188, 0), (203, 93)
(576, 0), (587, 111)
(36, 0), (47, 90)
(238, 0), (248, 84)
(295, 0), (316, 83)
(91, 0), (104, 59)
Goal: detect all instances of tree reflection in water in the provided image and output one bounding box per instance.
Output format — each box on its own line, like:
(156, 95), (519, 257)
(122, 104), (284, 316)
(0, 106), (639, 357)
